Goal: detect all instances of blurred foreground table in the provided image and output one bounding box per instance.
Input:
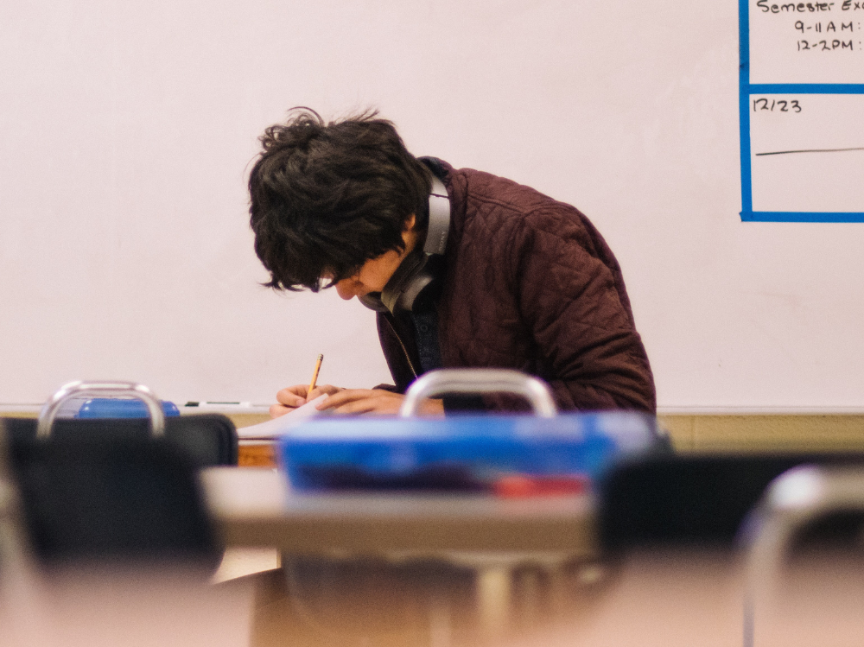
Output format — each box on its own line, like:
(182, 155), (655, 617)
(202, 467), (595, 556)
(201, 467), (597, 641)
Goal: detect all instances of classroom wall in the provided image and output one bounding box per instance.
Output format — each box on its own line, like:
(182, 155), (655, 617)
(2, 0), (864, 410)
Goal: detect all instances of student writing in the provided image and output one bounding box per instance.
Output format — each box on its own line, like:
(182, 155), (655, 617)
(247, 109), (655, 417)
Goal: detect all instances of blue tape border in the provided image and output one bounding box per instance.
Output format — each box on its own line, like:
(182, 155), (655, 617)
(742, 211), (864, 222)
(740, 0), (753, 216)
(750, 84), (864, 94)
(738, 0), (864, 223)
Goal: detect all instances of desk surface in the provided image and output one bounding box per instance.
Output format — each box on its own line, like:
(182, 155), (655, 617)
(202, 467), (597, 560)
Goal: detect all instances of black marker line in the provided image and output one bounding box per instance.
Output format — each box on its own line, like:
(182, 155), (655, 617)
(756, 147), (864, 156)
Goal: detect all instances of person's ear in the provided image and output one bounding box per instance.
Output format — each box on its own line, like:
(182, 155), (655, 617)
(403, 214), (416, 232)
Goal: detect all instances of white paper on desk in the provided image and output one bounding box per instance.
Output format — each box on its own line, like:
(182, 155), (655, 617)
(236, 394), (328, 439)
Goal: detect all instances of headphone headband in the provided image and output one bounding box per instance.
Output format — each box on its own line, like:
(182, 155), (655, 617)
(424, 176), (449, 256)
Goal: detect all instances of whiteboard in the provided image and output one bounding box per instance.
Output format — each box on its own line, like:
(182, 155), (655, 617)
(2, 0), (864, 411)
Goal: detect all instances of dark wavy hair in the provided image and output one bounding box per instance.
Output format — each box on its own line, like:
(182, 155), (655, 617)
(248, 108), (431, 291)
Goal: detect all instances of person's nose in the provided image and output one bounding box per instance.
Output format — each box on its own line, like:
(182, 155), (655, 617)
(335, 278), (357, 300)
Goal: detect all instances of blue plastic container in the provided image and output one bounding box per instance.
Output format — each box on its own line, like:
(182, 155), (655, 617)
(279, 411), (663, 492)
(76, 398), (180, 419)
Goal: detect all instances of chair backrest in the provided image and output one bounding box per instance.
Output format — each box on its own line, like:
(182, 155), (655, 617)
(9, 435), (222, 570)
(3, 414), (238, 467)
(598, 453), (864, 552)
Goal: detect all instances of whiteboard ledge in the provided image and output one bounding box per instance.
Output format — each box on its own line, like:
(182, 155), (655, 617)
(0, 404), (42, 415)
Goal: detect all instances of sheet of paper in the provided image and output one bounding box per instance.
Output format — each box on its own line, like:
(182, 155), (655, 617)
(236, 394), (328, 439)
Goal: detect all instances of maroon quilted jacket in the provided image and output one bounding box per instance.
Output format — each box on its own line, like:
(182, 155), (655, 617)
(377, 161), (656, 413)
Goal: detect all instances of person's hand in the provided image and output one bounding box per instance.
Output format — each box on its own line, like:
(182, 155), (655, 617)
(269, 384), (343, 418)
(316, 389), (445, 416)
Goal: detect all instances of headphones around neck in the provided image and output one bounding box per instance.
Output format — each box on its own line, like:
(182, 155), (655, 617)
(358, 174), (451, 314)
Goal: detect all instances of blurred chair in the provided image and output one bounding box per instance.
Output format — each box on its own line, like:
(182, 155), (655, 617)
(502, 454), (864, 647)
(4, 382), (227, 569)
(742, 465), (864, 647)
(0, 419), (253, 647)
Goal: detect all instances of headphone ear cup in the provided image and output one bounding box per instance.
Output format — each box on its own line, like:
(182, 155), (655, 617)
(381, 252), (429, 313)
(357, 255), (437, 314)
(358, 293), (388, 312)
(387, 269), (436, 313)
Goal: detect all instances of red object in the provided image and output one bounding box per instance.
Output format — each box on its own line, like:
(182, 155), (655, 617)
(493, 474), (589, 498)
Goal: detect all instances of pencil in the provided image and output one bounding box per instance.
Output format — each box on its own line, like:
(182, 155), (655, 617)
(307, 354), (324, 395)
